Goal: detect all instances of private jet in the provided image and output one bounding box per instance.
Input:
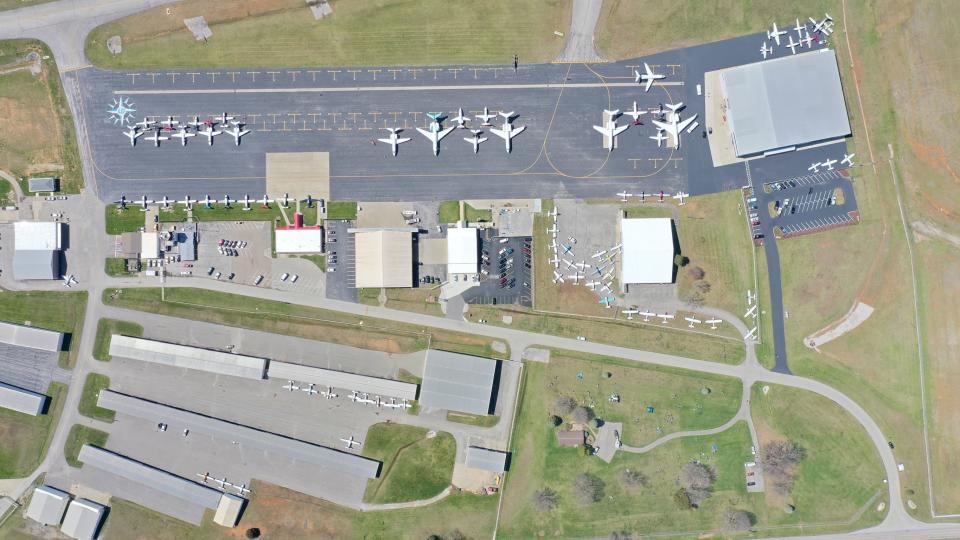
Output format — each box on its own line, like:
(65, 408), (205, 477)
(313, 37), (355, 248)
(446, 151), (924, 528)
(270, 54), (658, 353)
(464, 129), (488, 153)
(593, 119), (629, 151)
(144, 128), (168, 147)
(171, 126), (196, 146)
(341, 436), (362, 449)
(767, 22), (787, 46)
(224, 125), (251, 146)
(841, 153), (856, 167)
(651, 103), (698, 149)
(650, 130), (667, 147)
(123, 126), (142, 146)
(822, 157), (838, 170)
(417, 112), (455, 156)
(786, 35), (800, 55)
(623, 101), (645, 123)
(761, 42), (773, 59)
(634, 62), (665, 92)
(490, 111), (526, 153)
(377, 127), (412, 156)
(476, 107), (496, 126)
(451, 107), (470, 128)
(198, 125), (222, 145)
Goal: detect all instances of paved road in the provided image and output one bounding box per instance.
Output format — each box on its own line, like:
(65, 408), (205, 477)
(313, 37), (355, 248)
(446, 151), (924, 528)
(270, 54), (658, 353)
(556, 0), (604, 62)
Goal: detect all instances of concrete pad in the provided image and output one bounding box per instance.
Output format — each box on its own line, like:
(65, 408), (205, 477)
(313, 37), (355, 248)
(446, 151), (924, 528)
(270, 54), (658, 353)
(356, 201), (417, 229)
(419, 238), (447, 265)
(265, 152), (329, 201)
(595, 422), (623, 463)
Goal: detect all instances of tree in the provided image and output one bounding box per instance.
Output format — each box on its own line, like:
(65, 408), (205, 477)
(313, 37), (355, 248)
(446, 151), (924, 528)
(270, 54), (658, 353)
(683, 290), (706, 308)
(687, 266), (705, 280)
(245, 529), (261, 539)
(549, 414), (563, 427)
(673, 488), (692, 510)
(724, 508), (753, 532)
(760, 440), (804, 496)
(694, 280), (711, 293)
(591, 417), (603, 429)
(533, 487), (559, 512)
(571, 473), (605, 505)
(678, 462), (715, 506)
(621, 468), (648, 488)
(448, 529), (466, 540)
(609, 531), (632, 540)
(571, 405), (595, 424)
(556, 395), (577, 415)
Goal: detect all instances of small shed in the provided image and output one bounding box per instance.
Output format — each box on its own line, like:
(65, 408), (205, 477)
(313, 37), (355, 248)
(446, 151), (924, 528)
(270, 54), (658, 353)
(556, 430), (585, 447)
(60, 498), (106, 540)
(465, 446), (509, 472)
(24, 485), (70, 526)
(28, 177), (58, 193)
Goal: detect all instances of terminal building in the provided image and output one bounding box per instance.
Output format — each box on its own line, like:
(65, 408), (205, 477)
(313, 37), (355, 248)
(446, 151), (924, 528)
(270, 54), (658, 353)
(619, 217), (676, 288)
(12, 221), (64, 280)
(720, 49), (851, 157)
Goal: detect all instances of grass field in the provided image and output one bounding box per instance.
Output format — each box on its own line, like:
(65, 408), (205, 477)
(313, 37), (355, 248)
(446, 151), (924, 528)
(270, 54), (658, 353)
(446, 411), (500, 428)
(78, 373), (115, 423)
(750, 383), (886, 524)
(464, 203), (493, 223)
(102, 287), (508, 359)
(326, 201), (357, 220)
(543, 350), (742, 447)
(104, 257), (134, 277)
(63, 424), (108, 468)
(0, 290), (87, 369)
(0, 382), (65, 478)
(92, 318), (143, 361)
(362, 423), (455, 504)
(85, 0), (570, 69)
(0, 177), (12, 206)
(0, 40), (82, 193)
(296, 254), (326, 271)
(359, 287), (444, 316)
(438, 200), (460, 223)
(104, 203), (315, 234)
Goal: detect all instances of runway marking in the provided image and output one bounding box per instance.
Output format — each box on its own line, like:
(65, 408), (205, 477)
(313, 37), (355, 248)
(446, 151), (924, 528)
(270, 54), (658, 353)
(387, 69), (402, 80)
(147, 73), (158, 84)
(429, 68), (442, 79)
(666, 64), (682, 75)
(491, 67), (502, 78)
(338, 120), (350, 131)
(299, 120), (312, 131)
(369, 69), (381, 80)
(669, 157), (683, 168)
(246, 71), (258, 82)
(206, 72), (219, 83)
(306, 70), (322, 82)
(471, 68), (482, 79)
(359, 119), (372, 131)
(247, 113), (260, 124)
(167, 72), (178, 84)
(328, 70), (341, 81)
(369, 111), (381, 123)
(318, 119), (330, 131)
(288, 70), (301, 82)
(448, 68), (461, 79)
(628, 158), (644, 169)
(114, 81), (682, 95)
(127, 73), (140, 84)
(408, 68), (421, 79)
(649, 157), (664, 168)
(288, 112), (301, 123)
(269, 112), (280, 123)
(227, 71), (240, 83)
(308, 112), (321, 123)
(329, 112), (342, 123)
(347, 69), (361, 81)
(409, 111), (422, 124)
(348, 112), (362, 123)
(266, 71), (280, 82)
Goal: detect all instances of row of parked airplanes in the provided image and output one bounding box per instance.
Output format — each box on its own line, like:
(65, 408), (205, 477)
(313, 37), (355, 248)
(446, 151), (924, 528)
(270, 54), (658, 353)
(809, 153), (855, 173)
(619, 309), (724, 329)
(114, 192), (314, 211)
(594, 101), (698, 150)
(281, 381), (412, 410)
(377, 107), (525, 156)
(761, 13), (835, 58)
(122, 112), (250, 147)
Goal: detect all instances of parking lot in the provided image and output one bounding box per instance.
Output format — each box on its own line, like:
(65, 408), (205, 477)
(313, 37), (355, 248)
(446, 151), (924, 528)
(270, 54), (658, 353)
(462, 232), (532, 307)
(324, 219), (357, 302)
(751, 168), (859, 242)
(778, 213), (857, 236)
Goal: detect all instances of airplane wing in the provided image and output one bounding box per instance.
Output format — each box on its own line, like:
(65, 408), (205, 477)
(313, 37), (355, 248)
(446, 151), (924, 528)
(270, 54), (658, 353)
(643, 78), (654, 92)
(507, 126), (526, 139)
(397, 137), (412, 144)
(435, 126), (455, 141)
(592, 125), (610, 137)
(489, 128), (508, 141)
(377, 138), (393, 145)
(416, 127), (438, 142)
(675, 115), (698, 133)
(651, 119), (677, 135)
(611, 125), (629, 137)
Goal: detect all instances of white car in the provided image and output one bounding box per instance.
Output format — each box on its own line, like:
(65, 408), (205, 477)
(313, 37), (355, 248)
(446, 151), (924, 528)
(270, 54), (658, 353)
(254, 275), (264, 285)
(280, 273), (289, 281)
(290, 274), (299, 283)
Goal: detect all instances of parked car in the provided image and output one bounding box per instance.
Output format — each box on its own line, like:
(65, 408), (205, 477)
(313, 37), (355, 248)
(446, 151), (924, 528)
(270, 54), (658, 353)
(254, 275), (264, 284)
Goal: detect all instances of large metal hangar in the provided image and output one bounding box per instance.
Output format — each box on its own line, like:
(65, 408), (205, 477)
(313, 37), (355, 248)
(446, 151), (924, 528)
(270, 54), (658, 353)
(268, 361), (418, 400)
(619, 218), (676, 287)
(419, 350), (499, 415)
(352, 229), (415, 288)
(108, 335), (268, 380)
(0, 381), (47, 416)
(720, 49), (851, 157)
(0, 321), (64, 352)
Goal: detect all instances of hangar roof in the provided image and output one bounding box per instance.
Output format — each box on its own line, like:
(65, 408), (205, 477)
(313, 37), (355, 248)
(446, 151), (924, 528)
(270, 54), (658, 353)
(353, 230), (413, 288)
(24, 485), (69, 525)
(268, 361), (418, 400)
(0, 320), (64, 351)
(61, 499), (106, 540)
(13, 250), (59, 280)
(465, 446), (508, 472)
(620, 218), (675, 284)
(275, 228), (324, 253)
(14, 221), (62, 250)
(721, 49), (850, 156)
(108, 334), (267, 380)
(419, 350), (498, 415)
(447, 227), (478, 274)
(0, 381), (47, 416)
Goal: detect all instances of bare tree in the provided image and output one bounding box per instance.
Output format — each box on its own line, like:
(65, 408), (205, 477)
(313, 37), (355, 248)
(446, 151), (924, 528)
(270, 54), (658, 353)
(760, 440), (804, 496)
(532, 487), (559, 512)
(678, 462), (715, 506)
(571, 405), (595, 424)
(621, 468), (648, 488)
(694, 280), (711, 293)
(549, 415), (563, 427)
(609, 531), (632, 540)
(724, 508), (753, 532)
(687, 266), (705, 280)
(555, 396), (577, 415)
(571, 473), (605, 505)
(683, 290), (706, 308)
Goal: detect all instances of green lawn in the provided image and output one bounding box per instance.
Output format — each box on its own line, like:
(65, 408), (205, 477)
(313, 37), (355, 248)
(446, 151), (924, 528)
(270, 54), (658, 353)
(64, 424), (109, 468)
(0, 40), (83, 193)
(0, 178), (12, 206)
(85, 0), (570, 69)
(78, 374), (115, 423)
(362, 423), (455, 504)
(296, 254), (326, 272)
(464, 203), (493, 223)
(104, 206), (146, 234)
(0, 291), (87, 369)
(102, 287), (508, 359)
(446, 411), (500, 428)
(0, 383), (65, 478)
(326, 201), (358, 220)
(105, 203), (314, 234)
(104, 257), (135, 277)
(92, 318), (143, 361)
(438, 200), (460, 223)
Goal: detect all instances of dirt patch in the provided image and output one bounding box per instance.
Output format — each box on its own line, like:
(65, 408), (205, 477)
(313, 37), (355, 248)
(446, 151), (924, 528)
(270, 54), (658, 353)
(804, 302), (875, 350)
(912, 220), (960, 249)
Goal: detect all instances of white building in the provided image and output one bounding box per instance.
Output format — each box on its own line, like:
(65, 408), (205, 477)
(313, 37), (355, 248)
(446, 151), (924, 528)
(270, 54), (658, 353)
(275, 228), (324, 254)
(13, 222), (64, 280)
(620, 218), (675, 286)
(140, 232), (161, 259)
(446, 226), (478, 275)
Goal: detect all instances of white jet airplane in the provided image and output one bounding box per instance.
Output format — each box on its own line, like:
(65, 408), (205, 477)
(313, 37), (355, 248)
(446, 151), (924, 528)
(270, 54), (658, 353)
(761, 42), (773, 59)
(623, 101), (646, 123)
(464, 129), (488, 153)
(198, 125), (222, 145)
(475, 107), (496, 126)
(417, 113), (455, 156)
(651, 103), (698, 149)
(767, 22), (787, 46)
(673, 191), (689, 205)
(123, 126), (142, 146)
(634, 62), (665, 92)
(451, 107), (470, 128)
(650, 130), (667, 147)
(822, 157), (838, 170)
(593, 119), (629, 151)
(341, 436), (362, 449)
(377, 127), (412, 156)
(490, 112), (526, 153)
(224, 125), (250, 146)
(841, 153), (856, 167)
(144, 128), (168, 147)
(616, 191), (631, 202)
(171, 126), (195, 146)
(786, 35), (800, 55)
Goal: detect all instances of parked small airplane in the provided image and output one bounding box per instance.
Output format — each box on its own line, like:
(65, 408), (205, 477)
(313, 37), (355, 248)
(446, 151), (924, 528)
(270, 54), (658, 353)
(320, 386), (338, 399)
(744, 304), (758, 318)
(634, 62), (665, 92)
(200, 194), (214, 209)
(808, 162), (821, 173)
(240, 194), (252, 211)
(301, 383), (319, 396)
(567, 272), (583, 284)
(623, 101), (645, 123)
(137, 195), (152, 211)
(552, 270), (565, 284)
(786, 35), (800, 55)
(160, 115), (179, 129)
(464, 129), (488, 153)
(657, 313), (675, 324)
(622, 308), (639, 319)
(377, 127), (412, 156)
(617, 191), (631, 202)
(810, 13), (834, 35)
(61, 274), (76, 288)
(224, 125), (251, 146)
(221, 194), (232, 208)
(134, 117), (155, 130)
(475, 107), (496, 126)
(706, 319), (723, 330)
(144, 128), (168, 147)
(822, 157), (838, 171)
(282, 381), (300, 392)
(179, 195), (194, 209)
(673, 191), (689, 205)
(744, 326), (759, 341)
(767, 22), (787, 46)
(198, 125), (222, 145)
(761, 42), (773, 59)
(685, 316), (702, 328)
(451, 107), (470, 128)
(599, 296), (615, 308)
(650, 130), (667, 147)
(171, 126), (196, 146)
(159, 195), (171, 208)
(793, 17), (807, 38)
(841, 153), (856, 167)
(341, 436), (362, 449)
